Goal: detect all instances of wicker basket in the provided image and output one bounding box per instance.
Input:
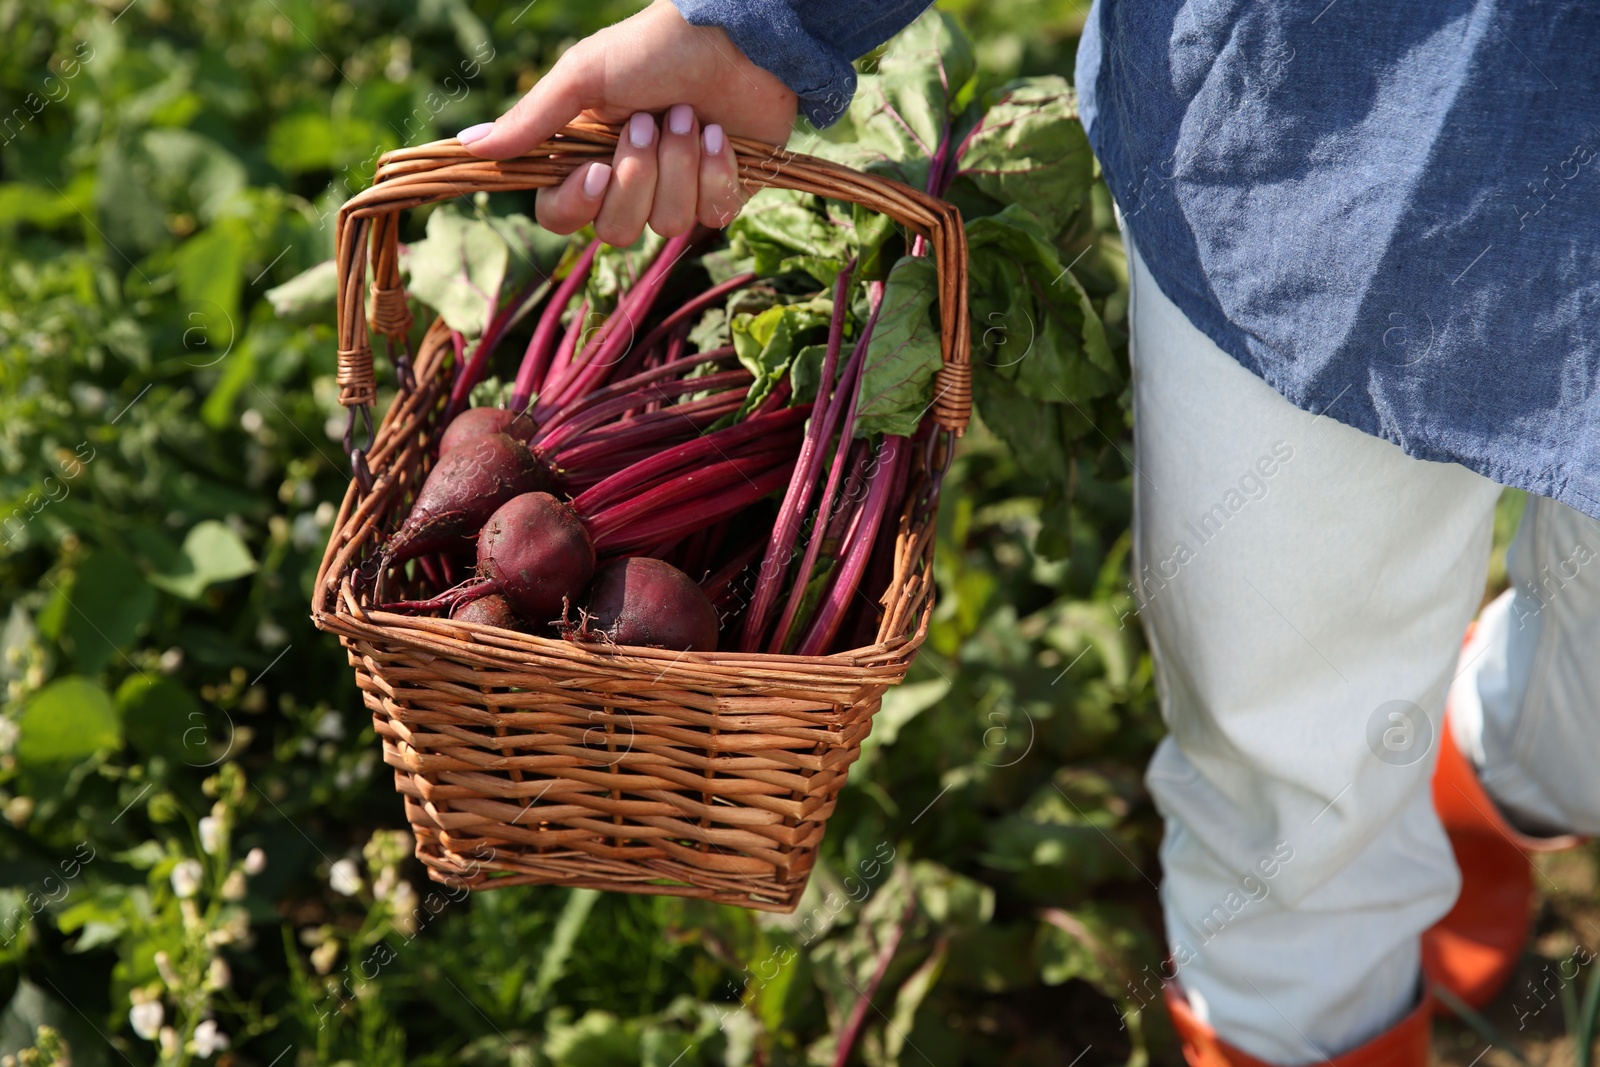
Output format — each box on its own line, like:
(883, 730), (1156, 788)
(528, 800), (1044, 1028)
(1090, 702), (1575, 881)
(311, 123), (971, 912)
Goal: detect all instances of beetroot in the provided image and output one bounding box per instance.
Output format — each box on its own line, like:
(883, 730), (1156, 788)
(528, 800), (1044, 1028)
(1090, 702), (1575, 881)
(476, 492), (595, 621)
(383, 433), (549, 567)
(437, 407), (534, 457)
(578, 557), (718, 652)
(452, 593), (522, 630)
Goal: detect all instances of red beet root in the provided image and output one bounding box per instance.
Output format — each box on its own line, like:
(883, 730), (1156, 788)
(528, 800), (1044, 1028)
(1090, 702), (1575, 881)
(437, 406), (534, 456)
(477, 492), (596, 622)
(452, 593), (522, 630)
(578, 557), (718, 652)
(383, 433), (549, 567)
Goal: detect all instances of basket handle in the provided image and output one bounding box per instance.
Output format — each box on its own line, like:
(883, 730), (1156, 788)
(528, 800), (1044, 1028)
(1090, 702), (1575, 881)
(332, 122), (971, 435)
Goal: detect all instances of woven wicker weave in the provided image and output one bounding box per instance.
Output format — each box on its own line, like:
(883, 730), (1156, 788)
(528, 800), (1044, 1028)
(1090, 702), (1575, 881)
(311, 124), (969, 911)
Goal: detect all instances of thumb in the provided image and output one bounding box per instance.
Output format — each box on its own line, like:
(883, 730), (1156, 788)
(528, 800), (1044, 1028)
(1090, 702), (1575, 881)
(459, 48), (595, 159)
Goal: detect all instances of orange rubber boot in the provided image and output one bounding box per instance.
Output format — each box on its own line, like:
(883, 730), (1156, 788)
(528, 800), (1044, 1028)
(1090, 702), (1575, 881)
(1163, 981), (1433, 1067)
(1423, 710), (1580, 1011)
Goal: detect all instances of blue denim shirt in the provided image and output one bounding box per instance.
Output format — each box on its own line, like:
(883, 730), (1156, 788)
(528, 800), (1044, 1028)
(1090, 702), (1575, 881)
(1079, 1), (1600, 516)
(677, 0), (1600, 517)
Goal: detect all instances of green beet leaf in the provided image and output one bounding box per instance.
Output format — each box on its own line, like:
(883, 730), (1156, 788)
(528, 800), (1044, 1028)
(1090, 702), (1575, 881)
(15, 677), (120, 768)
(265, 258), (338, 321)
(958, 77), (1095, 237)
(855, 254), (943, 438)
(59, 548), (156, 677)
(403, 205), (510, 337)
(147, 520), (256, 601)
(966, 205), (1118, 406)
(842, 11), (977, 189)
(730, 297), (834, 417)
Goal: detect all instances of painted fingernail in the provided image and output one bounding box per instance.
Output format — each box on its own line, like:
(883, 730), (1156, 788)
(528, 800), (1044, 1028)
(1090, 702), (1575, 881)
(582, 162), (612, 199)
(457, 122), (494, 145)
(668, 104), (694, 136)
(628, 112), (656, 149)
(704, 123), (724, 155)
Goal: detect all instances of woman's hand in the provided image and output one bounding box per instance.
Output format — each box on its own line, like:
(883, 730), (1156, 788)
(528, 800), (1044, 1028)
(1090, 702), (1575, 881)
(457, 0), (797, 245)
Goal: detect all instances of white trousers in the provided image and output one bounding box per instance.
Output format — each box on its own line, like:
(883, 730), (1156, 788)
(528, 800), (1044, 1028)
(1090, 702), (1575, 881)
(1126, 237), (1600, 1064)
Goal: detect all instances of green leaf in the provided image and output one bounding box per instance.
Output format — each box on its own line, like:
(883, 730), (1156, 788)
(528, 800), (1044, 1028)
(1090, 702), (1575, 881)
(966, 206), (1118, 405)
(60, 548), (156, 677)
(490, 212), (573, 293)
(970, 369), (1073, 491)
(116, 675), (204, 764)
(174, 221), (247, 346)
(730, 298), (834, 417)
(404, 206), (510, 337)
(265, 258), (338, 320)
(958, 77), (1094, 236)
(855, 255), (942, 438)
(15, 677), (120, 768)
(266, 111), (339, 176)
(147, 520), (256, 600)
(729, 189), (853, 286)
(789, 343), (833, 405)
(530, 889), (600, 1011)
(587, 228), (667, 309)
(0, 174), (93, 230)
(839, 11), (976, 187)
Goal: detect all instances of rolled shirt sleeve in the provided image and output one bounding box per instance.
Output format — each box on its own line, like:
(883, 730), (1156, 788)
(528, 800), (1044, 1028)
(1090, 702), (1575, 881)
(670, 0), (933, 128)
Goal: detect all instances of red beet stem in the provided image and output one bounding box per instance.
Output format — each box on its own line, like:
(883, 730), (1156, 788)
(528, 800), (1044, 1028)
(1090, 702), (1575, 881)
(534, 369), (753, 453)
(589, 460), (796, 555)
(510, 240), (598, 412)
(797, 436), (909, 655)
(628, 271), (755, 367)
(550, 389), (747, 470)
(533, 345), (736, 441)
(445, 278), (543, 421)
(543, 297), (591, 400)
(765, 282), (885, 654)
(539, 232), (696, 415)
(572, 405), (811, 517)
(740, 261), (854, 651)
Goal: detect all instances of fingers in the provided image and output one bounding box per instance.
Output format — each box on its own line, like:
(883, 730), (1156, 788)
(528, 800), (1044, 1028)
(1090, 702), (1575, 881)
(593, 112), (660, 247)
(697, 124), (747, 229)
(459, 45), (593, 159)
(535, 160), (611, 236)
(649, 104), (699, 238)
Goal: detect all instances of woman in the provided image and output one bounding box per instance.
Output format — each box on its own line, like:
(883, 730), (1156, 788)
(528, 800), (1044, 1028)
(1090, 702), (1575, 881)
(459, 3), (1600, 1063)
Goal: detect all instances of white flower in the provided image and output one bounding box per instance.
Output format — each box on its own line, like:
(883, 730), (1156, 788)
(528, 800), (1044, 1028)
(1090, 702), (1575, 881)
(158, 1026), (179, 1058)
(239, 409), (264, 435)
(314, 709), (345, 740)
(159, 647), (184, 674)
(243, 847), (267, 876)
(388, 880), (419, 937)
(189, 1019), (230, 1057)
(314, 500), (336, 527)
(328, 858), (362, 896)
(153, 950), (178, 987)
(206, 957), (232, 991)
(198, 816), (223, 856)
(129, 1000), (163, 1040)
(372, 866), (397, 904)
(221, 870), (247, 901)
(257, 617), (290, 648)
(0, 718), (19, 754)
(310, 939), (340, 975)
(170, 859), (203, 899)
